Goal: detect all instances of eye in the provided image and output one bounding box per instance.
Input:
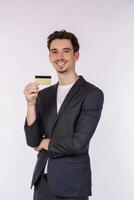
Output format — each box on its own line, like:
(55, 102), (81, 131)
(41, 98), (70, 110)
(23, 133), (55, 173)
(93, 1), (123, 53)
(51, 50), (58, 54)
(64, 49), (71, 53)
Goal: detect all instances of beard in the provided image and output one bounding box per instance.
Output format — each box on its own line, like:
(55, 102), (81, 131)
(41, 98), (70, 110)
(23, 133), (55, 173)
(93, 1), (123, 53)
(56, 68), (68, 73)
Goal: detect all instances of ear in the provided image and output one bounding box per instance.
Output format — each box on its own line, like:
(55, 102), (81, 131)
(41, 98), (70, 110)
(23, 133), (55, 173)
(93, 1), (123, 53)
(74, 51), (79, 61)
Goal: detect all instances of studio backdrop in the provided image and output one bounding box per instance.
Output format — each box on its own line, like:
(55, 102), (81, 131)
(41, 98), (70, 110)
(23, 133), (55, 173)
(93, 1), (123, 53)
(0, 1), (134, 200)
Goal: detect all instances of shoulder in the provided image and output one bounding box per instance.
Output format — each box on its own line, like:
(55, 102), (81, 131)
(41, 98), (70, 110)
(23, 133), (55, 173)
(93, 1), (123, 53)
(82, 79), (104, 109)
(83, 79), (104, 98)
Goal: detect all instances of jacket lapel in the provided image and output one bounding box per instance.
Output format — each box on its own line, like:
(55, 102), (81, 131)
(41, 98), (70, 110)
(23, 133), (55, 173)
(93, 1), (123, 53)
(50, 83), (58, 118)
(51, 76), (86, 134)
(48, 83), (58, 136)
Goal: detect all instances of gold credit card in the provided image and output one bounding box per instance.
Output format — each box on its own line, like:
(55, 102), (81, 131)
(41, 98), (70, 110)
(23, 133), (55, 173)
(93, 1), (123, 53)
(35, 75), (51, 85)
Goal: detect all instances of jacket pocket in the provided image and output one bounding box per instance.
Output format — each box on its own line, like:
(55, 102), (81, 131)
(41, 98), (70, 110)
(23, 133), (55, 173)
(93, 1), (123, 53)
(64, 154), (89, 164)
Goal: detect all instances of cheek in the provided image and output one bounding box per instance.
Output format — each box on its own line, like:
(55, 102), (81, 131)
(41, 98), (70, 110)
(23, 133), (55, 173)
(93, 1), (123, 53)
(70, 57), (76, 63)
(49, 56), (56, 63)
(67, 55), (75, 61)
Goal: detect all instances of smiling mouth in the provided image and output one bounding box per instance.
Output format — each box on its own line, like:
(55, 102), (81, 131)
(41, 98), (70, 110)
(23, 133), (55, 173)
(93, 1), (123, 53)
(55, 61), (67, 66)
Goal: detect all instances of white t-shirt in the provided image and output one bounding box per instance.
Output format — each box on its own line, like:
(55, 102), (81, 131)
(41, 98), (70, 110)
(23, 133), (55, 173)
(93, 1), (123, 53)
(56, 82), (75, 113)
(44, 81), (75, 173)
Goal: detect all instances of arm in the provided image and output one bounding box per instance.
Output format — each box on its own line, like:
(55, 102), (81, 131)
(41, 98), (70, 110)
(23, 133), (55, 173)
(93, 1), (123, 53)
(24, 82), (43, 147)
(24, 97), (43, 147)
(48, 89), (104, 158)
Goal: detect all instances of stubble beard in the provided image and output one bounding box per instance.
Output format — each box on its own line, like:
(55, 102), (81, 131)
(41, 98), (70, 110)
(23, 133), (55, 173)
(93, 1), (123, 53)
(56, 68), (68, 73)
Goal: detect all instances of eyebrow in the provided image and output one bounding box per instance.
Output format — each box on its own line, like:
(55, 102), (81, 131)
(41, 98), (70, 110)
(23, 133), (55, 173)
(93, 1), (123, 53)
(50, 47), (73, 52)
(50, 48), (57, 52)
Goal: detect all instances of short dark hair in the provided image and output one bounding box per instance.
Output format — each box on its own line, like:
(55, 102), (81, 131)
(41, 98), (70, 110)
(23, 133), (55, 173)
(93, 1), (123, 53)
(47, 30), (80, 53)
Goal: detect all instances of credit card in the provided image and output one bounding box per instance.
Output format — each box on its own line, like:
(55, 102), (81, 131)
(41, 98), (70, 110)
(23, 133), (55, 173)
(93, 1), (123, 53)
(35, 75), (51, 85)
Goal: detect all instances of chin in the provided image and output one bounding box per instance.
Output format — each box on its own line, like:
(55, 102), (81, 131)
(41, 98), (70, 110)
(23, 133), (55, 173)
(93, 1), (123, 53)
(57, 69), (68, 73)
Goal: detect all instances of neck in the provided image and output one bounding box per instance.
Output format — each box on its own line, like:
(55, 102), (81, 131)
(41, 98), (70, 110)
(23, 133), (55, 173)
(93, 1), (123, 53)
(57, 72), (79, 85)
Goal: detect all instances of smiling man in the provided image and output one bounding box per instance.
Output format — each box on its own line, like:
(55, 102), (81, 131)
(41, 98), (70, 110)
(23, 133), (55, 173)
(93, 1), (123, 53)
(24, 30), (104, 200)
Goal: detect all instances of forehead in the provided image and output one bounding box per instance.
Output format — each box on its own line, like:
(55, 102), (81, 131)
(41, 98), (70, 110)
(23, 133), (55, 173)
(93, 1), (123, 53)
(50, 39), (73, 50)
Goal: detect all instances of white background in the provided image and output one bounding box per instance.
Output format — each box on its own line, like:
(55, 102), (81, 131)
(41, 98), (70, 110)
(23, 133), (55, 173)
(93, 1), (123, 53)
(0, 0), (134, 199)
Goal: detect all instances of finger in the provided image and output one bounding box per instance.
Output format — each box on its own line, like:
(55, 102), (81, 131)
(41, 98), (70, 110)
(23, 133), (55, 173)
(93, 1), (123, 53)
(27, 88), (39, 94)
(25, 85), (39, 92)
(24, 82), (40, 92)
(27, 93), (38, 100)
(24, 87), (39, 95)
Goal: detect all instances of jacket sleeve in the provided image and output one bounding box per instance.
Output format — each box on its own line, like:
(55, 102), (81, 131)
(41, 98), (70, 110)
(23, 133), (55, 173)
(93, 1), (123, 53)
(48, 89), (104, 158)
(24, 95), (43, 147)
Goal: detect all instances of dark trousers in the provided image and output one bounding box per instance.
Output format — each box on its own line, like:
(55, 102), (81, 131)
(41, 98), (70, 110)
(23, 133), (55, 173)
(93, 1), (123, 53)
(33, 173), (89, 200)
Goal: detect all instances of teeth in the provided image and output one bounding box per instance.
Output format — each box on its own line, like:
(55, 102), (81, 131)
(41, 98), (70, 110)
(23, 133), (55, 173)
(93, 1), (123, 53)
(56, 61), (66, 66)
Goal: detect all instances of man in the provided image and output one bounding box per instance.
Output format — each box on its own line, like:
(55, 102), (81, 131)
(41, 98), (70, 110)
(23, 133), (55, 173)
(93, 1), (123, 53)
(24, 30), (104, 200)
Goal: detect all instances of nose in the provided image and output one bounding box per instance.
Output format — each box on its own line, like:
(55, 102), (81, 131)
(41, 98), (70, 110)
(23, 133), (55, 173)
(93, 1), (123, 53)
(57, 51), (64, 60)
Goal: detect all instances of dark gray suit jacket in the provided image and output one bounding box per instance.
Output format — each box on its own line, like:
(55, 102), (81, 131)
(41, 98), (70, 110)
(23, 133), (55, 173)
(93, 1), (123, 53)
(24, 76), (104, 197)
